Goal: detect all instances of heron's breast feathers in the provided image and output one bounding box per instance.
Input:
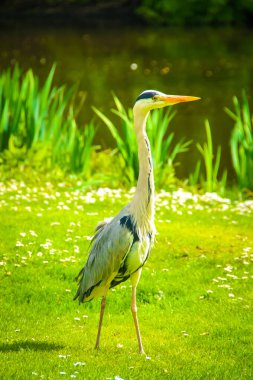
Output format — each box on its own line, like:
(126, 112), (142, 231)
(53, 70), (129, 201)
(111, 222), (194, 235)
(74, 209), (154, 303)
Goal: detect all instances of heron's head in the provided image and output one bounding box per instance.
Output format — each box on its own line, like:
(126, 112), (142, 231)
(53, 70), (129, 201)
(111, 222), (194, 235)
(134, 90), (200, 112)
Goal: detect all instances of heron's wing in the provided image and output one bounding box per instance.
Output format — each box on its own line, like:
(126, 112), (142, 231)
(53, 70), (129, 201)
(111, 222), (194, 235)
(74, 214), (134, 302)
(90, 217), (113, 244)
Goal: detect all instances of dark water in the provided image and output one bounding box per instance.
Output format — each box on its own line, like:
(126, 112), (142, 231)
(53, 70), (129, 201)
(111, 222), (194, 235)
(1, 25), (253, 180)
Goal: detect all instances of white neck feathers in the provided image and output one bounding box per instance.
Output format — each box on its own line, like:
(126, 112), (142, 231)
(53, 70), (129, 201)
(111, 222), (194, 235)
(129, 106), (155, 238)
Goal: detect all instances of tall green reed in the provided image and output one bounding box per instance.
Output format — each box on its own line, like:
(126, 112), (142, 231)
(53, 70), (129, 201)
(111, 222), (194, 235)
(190, 120), (227, 193)
(225, 92), (253, 190)
(147, 107), (191, 188)
(93, 96), (138, 184)
(93, 95), (191, 187)
(0, 64), (96, 175)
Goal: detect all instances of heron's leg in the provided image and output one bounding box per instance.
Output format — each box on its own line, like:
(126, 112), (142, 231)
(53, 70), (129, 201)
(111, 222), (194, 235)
(130, 269), (145, 354)
(95, 288), (108, 350)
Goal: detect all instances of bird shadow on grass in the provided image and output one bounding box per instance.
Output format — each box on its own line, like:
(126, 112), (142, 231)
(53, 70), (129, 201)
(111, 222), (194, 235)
(0, 340), (64, 352)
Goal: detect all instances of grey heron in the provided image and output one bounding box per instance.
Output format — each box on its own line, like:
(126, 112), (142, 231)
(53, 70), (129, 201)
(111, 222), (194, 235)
(74, 90), (200, 353)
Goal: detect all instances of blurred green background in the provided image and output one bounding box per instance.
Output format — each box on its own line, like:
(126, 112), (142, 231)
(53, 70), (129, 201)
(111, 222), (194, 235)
(0, 0), (253, 183)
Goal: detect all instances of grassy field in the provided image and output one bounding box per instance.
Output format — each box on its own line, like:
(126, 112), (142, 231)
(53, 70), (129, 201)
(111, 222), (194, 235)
(0, 177), (253, 380)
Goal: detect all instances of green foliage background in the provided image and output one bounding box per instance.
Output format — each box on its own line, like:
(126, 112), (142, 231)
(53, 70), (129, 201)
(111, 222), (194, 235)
(1, 64), (253, 193)
(137, 0), (253, 26)
(1, 0), (253, 26)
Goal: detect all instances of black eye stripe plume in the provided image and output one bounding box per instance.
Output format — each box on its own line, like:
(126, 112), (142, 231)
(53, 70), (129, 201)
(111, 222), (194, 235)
(135, 90), (158, 103)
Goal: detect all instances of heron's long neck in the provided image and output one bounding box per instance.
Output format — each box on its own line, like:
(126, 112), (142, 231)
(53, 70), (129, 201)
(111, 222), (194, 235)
(130, 108), (155, 236)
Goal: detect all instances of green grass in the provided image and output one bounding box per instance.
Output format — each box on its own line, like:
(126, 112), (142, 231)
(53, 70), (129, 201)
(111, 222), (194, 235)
(0, 178), (253, 379)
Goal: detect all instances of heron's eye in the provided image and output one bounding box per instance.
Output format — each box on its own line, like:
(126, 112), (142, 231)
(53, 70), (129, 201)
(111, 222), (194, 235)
(152, 95), (159, 101)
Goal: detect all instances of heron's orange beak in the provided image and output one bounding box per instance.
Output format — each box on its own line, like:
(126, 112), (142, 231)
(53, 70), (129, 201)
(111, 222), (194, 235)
(159, 95), (201, 105)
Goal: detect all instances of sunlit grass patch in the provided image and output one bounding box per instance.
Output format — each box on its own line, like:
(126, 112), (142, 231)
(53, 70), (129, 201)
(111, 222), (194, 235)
(0, 178), (253, 379)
